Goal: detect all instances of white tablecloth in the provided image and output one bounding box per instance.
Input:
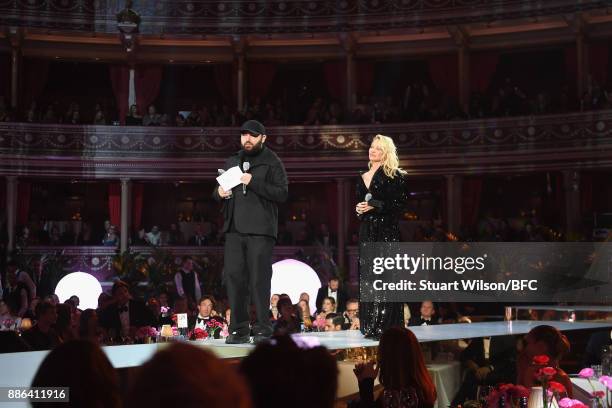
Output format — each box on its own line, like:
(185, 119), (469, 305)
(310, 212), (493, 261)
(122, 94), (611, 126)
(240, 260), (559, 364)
(571, 377), (609, 405)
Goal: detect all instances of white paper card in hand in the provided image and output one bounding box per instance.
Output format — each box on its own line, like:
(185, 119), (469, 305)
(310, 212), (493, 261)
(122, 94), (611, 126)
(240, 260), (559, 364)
(177, 313), (188, 328)
(216, 166), (243, 191)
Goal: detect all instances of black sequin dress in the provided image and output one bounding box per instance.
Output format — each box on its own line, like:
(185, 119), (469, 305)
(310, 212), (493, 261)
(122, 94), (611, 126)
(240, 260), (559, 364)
(357, 167), (408, 339)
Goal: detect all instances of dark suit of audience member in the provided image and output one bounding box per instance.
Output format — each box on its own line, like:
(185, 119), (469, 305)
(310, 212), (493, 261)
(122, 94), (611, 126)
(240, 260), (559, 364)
(584, 329), (612, 366)
(315, 285), (347, 313)
(408, 315), (438, 327)
(99, 300), (156, 336)
(452, 335), (518, 406)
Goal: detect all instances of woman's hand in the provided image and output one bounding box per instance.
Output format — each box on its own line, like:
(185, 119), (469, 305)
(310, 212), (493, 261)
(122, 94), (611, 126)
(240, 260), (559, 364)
(353, 361), (379, 381)
(355, 201), (374, 215)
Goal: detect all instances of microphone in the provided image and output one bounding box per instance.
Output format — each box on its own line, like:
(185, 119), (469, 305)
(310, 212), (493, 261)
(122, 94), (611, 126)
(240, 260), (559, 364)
(242, 162), (250, 195)
(217, 169), (225, 175)
(365, 193), (372, 202)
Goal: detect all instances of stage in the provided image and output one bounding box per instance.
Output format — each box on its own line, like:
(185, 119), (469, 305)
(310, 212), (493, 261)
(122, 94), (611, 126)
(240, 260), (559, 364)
(1, 320), (611, 390)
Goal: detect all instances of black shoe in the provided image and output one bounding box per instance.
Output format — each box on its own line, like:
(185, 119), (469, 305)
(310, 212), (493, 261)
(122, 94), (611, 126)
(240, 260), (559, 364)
(252, 334), (271, 344)
(225, 333), (251, 344)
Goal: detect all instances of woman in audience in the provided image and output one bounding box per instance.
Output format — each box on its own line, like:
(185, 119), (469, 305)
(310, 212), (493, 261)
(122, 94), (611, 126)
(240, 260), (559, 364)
(269, 293), (280, 320)
(125, 104), (143, 125)
(317, 296), (336, 319)
(298, 299), (313, 331)
(31, 340), (121, 407)
(517, 324), (573, 397)
(127, 342), (251, 408)
(354, 327), (437, 408)
(273, 296), (301, 335)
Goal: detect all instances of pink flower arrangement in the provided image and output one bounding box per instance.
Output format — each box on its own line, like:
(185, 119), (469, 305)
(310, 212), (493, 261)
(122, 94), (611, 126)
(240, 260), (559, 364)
(579, 368), (595, 378)
(220, 324), (229, 338)
(193, 328), (208, 340)
(135, 326), (158, 339)
(2, 319), (15, 329)
(171, 326), (179, 336)
(577, 367), (610, 408)
(599, 376), (612, 390)
(559, 398), (589, 408)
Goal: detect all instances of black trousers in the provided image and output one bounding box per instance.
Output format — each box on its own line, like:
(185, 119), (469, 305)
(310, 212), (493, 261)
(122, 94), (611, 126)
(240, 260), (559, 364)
(224, 232), (275, 336)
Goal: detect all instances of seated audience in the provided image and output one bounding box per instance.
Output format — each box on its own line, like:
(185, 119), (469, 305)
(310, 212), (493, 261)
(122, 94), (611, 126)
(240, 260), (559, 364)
(21, 301), (60, 351)
(269, 293), (280, 321)
(98, 280), (156, 339)
(188, 224), (208, 246)
(354, 327), (437, 408)
(142, 104), (162, 126)
(408, 301), (437, 326)
(241, 335), (337, 408)
(516, 324), (573, 397)
(297, 299), (313, 331)
(126, 104), (143, 125)
(343, 298), (360, 330)
(31, 340), (121, 408)
(126, 342), (251, 408)
(273, 296), (301, 335)
(316, 276), (347, 313)
(193, 295), (225, 335)
(55, 303), (77, 342)
(102, 225), (119, 247)
(3, 262), (31, 317)
(146, 225), (162, 246)
(324, 313), (344, 332)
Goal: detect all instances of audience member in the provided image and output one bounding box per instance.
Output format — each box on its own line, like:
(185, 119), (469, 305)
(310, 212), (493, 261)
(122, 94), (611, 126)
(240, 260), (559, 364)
(127, 342), (252, 408)
(354, 327), (437, 408)
(142, 104), (162, 126)
(174, 256), (202, 305)
(31, 340), (121, 408)
(126, 104), (143, 126)
(316, 277), (347, 313)
(78, 309), (102, 344)
(146, 226), (162, 246)
(98, 280), (156, 339)
(408, 301), (437, 326)
(241, 335), (337, 408)
(324, 313), (343, 332)
(21, 301), (60, 351)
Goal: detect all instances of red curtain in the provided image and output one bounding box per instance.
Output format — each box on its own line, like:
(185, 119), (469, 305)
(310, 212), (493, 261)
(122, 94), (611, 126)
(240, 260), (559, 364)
(108, 183), (121, 228)
(589, 43), (610, 86)
(135, 65), (163, 114)
(22, 59), (50, 109)
(355, 61), (375, 101)
(461, 178), (482, 227)
(214, 64), (234, 105)
(470, 52), (500, 94)
(17, 182), (31, 226)
(132, 183), (144, 230)
(428, 54), (459, 98)
(109, 65), (130, 125)
(248, 63), (277, 101)
(323, 61), (346, 102)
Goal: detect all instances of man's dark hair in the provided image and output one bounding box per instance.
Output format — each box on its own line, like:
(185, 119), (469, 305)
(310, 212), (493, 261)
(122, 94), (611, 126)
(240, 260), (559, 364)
(198, 295), (216, 308)
(240, 335), (337, 408)
(182, 255), (193, 263)
(329, 277), (339, 283)
(325, 313), (344, 327)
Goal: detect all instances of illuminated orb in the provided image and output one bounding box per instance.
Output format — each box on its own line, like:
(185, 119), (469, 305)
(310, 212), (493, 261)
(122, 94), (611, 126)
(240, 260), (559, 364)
(271, 259), (321, 313)
(55, 272), (103, 310)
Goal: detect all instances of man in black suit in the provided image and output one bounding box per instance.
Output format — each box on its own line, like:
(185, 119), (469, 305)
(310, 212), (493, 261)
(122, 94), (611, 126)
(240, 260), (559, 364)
(315, 277), (347, 313)
(99, 280), (156, 338)
(213, 120), (288, 344)
(408, 300), (438, 326)
(451, 335), (518, 406)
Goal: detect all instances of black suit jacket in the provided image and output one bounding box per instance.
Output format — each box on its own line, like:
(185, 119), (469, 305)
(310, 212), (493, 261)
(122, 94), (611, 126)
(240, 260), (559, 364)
(213, 146), (288, 239)
(408, 316), (438, 327)
(460, 335), (517, 383)
(99, 300), (156, 333)
(315, 286), (348, 313)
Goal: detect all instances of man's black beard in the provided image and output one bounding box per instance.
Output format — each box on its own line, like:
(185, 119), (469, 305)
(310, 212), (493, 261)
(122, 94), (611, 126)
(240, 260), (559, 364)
(241, 140), (264, 156)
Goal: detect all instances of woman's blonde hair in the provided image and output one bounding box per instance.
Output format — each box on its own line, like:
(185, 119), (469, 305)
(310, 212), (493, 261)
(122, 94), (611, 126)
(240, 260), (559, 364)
(369, 134), (404, 178)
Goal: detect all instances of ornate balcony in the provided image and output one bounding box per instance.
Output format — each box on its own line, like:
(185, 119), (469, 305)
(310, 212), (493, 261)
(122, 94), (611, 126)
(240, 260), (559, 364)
(1, 110), (611, 179)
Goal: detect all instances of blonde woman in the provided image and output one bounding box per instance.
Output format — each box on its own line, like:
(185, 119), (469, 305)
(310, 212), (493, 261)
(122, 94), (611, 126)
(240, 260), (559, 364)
(355, 134), (408, 339)
(298, 299), (313, 331)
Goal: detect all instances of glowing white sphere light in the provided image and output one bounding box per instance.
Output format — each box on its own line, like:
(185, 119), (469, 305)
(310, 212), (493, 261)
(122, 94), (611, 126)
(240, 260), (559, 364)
(271, 259), (321, 313)
(55, 272), (103, 310)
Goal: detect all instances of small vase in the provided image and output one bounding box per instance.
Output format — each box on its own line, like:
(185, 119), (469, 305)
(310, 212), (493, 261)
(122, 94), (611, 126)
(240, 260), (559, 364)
(527, 387), (559, 408)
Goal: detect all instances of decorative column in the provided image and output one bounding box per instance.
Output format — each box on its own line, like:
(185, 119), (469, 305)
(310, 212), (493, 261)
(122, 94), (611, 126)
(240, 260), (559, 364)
(458, 42), (470, 114)
(445, 175), (463, 236)
(120, 178), (131, 253)
(576, 30), (586, 100)
(233, 36), (247, 113)
(562, 170), (581, 239)
(6, 176), (17, 252)
(336, 178), (347, 271)
(343, 34), (356, 114)
(9, 28), (22, 110)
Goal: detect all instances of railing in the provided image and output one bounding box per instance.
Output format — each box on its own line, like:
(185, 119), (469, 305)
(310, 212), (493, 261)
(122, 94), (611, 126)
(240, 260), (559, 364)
(1, 110), (612, 177)
(0, 0), (605, 34)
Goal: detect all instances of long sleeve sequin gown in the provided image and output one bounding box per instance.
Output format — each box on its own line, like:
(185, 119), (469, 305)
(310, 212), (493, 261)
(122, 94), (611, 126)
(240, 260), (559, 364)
(357, 167), (408, 339)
